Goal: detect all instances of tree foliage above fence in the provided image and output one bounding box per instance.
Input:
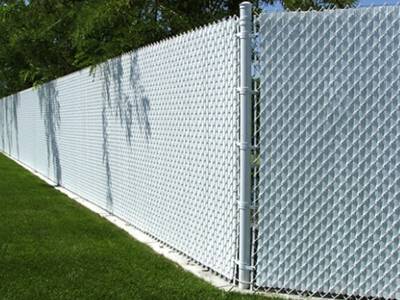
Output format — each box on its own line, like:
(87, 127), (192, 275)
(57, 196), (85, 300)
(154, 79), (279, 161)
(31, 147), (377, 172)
(0, 0), (356, 99)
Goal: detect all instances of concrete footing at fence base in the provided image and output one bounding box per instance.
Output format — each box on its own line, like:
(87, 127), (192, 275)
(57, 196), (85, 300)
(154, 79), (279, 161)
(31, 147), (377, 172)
(2, 150), (322, 300)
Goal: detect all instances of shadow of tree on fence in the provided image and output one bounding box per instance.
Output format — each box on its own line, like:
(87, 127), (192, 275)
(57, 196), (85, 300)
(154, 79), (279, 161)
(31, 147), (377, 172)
(129, 52), (151, 143)
(4, 94), (20, 157)
(95, 51), (151, 212)
(38, 82), (62, 186)
(100, 61), (114, 212)
(0, 102), (4, 150)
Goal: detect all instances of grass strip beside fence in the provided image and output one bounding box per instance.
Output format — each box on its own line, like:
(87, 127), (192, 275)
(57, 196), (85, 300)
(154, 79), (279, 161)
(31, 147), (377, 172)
(0, 153), (275, 300)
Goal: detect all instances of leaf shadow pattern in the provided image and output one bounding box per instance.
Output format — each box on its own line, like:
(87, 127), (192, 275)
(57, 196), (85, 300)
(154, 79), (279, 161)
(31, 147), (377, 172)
(4, 94), (20, 157)
(129, 52), (151, 143)
(97, 52), (151, 212)
(100, 62), (114, 212)
(38, 82), (62, 186)
(0, 102), (3, 150)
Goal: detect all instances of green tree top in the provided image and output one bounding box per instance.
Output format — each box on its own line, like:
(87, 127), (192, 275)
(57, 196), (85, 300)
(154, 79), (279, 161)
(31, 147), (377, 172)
(0, 0), (357, 98)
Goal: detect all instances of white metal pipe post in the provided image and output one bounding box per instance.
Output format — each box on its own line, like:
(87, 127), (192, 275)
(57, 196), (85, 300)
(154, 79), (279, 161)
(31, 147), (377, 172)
(238, 1), (252, 290)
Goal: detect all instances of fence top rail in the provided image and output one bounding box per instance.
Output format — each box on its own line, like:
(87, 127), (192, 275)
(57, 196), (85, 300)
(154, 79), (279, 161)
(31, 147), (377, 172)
(259, 3), (400, 16)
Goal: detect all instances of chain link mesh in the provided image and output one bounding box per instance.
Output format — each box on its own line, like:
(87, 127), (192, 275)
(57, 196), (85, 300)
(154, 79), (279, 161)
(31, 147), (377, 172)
(254, 6), (400, 299)
(0, 18), (240, 279)
(2, 6), (400, 296)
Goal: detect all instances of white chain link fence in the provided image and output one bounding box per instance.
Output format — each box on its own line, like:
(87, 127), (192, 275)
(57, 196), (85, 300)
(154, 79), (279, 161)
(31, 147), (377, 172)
(0, 17), (240, 280)
(1, 4), (400, 299)
(253, 6), (400, 299)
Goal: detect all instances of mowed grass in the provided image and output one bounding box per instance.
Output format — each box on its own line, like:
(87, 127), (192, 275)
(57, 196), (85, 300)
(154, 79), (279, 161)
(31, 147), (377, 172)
(0, 153), (273, 300)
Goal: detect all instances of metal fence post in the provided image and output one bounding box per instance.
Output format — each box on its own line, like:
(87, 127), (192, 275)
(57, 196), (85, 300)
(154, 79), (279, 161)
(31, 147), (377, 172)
(238, 1), (252, 290)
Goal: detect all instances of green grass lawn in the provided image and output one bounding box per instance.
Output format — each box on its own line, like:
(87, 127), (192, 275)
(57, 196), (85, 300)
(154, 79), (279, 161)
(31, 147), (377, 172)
(0, 153), (274, 300)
